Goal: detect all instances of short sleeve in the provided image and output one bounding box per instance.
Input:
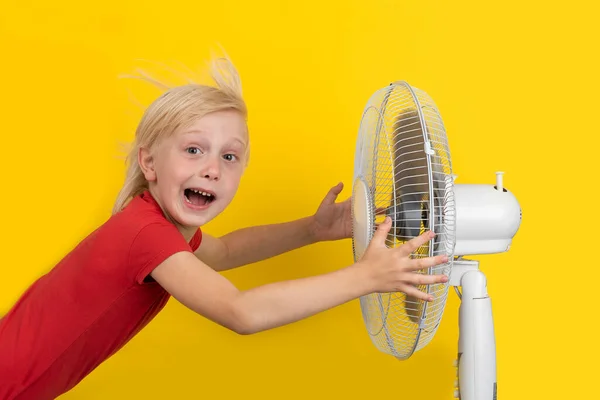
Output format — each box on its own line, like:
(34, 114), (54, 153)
(189, 228), (203, 252)
(128, 221), (195, 285)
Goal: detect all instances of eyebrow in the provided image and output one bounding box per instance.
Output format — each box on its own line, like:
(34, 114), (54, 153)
(181, 129), (205, 136)
(230, 138), (247, 148)
(182, 129), (247, 148)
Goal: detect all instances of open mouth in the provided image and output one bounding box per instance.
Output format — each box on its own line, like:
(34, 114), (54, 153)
(184, 188), (216, 207)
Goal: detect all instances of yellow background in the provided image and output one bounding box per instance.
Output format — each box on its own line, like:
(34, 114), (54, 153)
(1, 1), (597, 399)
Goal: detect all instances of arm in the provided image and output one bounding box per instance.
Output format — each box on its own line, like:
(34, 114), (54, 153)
(195, 182), (353, 271)
(152, 220), (448, 336)
(194, 216), (317, 271)
(150, 250), (371, 335)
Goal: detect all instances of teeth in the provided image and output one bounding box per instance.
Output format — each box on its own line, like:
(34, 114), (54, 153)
(189, 189), (213, 197)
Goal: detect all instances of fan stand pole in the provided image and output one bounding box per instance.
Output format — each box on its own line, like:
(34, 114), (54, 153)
(449, 259), (497, 400)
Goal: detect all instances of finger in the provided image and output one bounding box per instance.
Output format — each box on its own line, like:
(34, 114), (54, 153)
(375, 206), (387, 215)
(371, 216), (392, 245)
(323, 182), (343, 204)
(397, 230), (435, 256)
(407, 254), (449, 271)
(398, 284), (435, 302)
(405, 272), (449, 286)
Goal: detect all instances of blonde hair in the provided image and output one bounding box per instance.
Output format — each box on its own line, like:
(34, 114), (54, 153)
(112, 55), (248, 214)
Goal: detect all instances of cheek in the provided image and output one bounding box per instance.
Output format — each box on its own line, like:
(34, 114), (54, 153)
(225, 169), (243, 190)
(156, 156), (192, 182)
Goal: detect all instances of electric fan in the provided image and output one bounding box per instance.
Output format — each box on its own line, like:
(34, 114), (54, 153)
(351, 81), (521, 400)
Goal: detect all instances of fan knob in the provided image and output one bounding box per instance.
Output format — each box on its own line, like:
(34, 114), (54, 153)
(495, 171), (505, 191)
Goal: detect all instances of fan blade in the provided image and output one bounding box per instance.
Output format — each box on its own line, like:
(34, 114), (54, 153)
(389, 108), (429, 324)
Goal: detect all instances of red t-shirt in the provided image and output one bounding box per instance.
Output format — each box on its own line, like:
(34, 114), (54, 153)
(0, 190), (202, 399)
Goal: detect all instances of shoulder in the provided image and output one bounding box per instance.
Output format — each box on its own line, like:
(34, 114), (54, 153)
(112, 191), (200, 248)
(106, 190), (203, 283)
(114, 190), (171, 229)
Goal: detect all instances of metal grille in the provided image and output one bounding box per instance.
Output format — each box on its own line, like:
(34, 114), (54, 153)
(352, 81), (456, 360)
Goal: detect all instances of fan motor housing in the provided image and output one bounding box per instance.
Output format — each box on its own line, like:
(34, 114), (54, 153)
(453, 183), (521, 255)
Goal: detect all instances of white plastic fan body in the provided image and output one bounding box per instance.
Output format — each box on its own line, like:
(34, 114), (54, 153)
(449, 180), (520, 400)
(351, 81), (521, 400)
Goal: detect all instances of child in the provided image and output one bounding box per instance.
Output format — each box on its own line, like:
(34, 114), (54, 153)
(0, 55), (449, 399)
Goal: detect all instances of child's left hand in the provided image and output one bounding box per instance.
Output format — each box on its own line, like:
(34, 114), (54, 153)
(311, 182), (352, 242)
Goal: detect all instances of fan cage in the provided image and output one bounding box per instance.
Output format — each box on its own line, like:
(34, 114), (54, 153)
(351, 81), (456, 360)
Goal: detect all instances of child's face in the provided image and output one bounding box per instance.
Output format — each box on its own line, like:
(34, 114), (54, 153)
(141, 109), (248, 230)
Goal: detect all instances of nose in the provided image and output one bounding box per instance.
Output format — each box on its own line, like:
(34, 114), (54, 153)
(200, 156), (220, 181)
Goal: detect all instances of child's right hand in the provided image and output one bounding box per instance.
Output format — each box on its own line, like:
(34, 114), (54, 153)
(356, 216), (449, 301)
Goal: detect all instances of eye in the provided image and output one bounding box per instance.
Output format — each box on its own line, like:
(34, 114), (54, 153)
(223, 154), (237, 162)
(186, 147), (202, 155)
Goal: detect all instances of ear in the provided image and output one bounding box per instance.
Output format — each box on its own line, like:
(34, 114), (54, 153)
(138, 147), (157, 181)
